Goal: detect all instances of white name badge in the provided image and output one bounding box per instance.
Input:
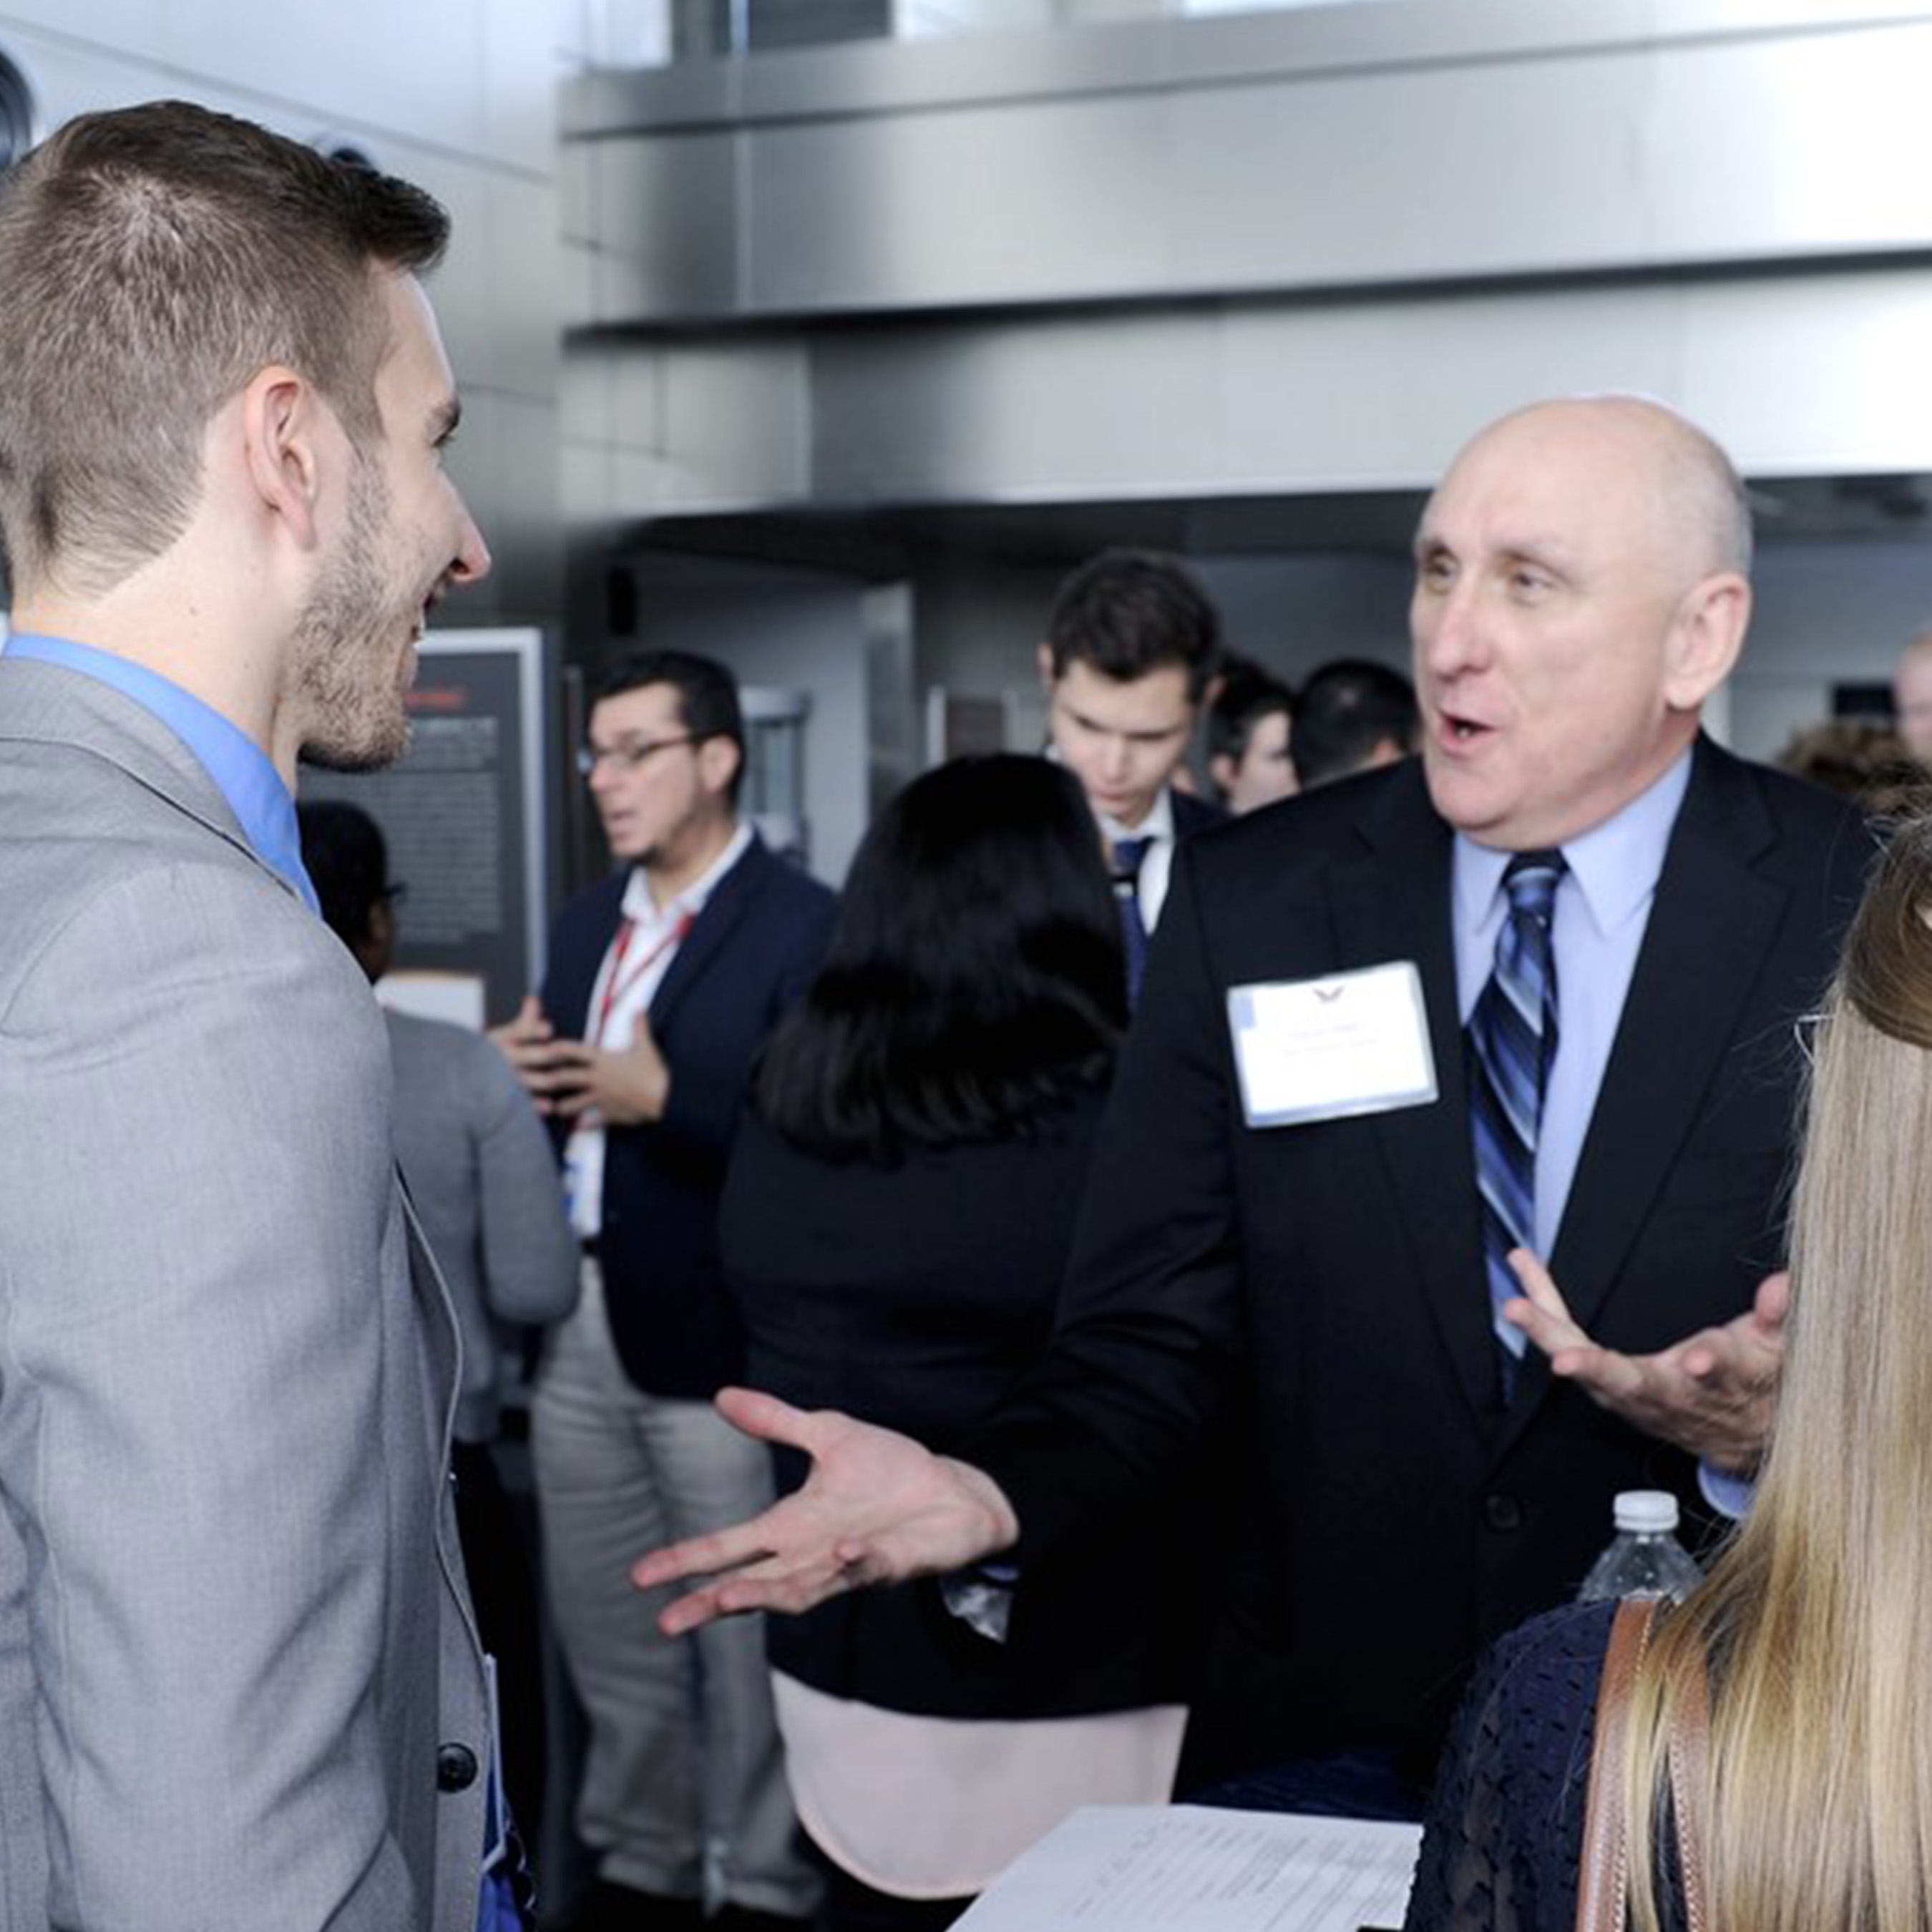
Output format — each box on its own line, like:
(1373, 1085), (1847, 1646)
(1227, 962), (1438, 1128)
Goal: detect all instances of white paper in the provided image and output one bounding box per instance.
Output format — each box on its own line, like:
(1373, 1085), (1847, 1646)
(952, 1804), (1422, 1932)
(1227, 963), (1437, 1128)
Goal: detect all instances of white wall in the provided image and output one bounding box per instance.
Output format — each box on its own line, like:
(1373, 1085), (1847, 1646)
(626, 555), (879, 882)
(0, 1), (575, 628)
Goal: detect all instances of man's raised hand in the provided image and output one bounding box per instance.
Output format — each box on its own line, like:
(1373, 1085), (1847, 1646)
(1503, 1251), (1787, 1473)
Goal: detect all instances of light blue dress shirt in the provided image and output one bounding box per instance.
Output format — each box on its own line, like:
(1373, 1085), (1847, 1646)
(1452, 749), (1693, 1259)
(3, 631), (320, 913)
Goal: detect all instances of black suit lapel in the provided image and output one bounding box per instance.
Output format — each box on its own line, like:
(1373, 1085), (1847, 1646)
(1330, 769), (1500, 1424)
(1541, 743), (1786, 1340)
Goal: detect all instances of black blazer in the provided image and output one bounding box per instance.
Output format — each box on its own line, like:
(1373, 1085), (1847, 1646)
(974, 739), (1870, 1777)
(541, 833), (836, 1397)
(723, 1093), (1204, 1720)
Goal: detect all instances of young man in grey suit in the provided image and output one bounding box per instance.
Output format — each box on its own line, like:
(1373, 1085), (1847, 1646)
(0, 103), (498, 1929)
(635, 396), (1870, 1797)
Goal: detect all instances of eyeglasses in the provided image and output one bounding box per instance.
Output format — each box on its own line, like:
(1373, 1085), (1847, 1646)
(575, 734), (698, 779)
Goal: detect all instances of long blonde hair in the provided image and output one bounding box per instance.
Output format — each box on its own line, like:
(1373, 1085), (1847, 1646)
(1627, 816), (1932, 1932)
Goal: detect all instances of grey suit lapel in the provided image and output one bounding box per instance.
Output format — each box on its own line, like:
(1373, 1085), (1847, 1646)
(395, 1182), (482, 1644)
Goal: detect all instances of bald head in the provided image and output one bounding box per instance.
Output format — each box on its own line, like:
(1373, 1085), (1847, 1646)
(1465, 396), (1752, 582)
(1410, 395), (1753, 850)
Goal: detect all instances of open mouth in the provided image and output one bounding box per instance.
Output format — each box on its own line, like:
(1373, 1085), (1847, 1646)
(1440, 712), (1496, 748)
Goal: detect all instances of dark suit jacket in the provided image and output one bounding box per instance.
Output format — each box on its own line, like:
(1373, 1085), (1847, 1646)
(1171, 787), (1229, 839)
(972, 738), (1868, 1780)
(723, 1093), (1205, 1721)
(542, 832), (835, 1398)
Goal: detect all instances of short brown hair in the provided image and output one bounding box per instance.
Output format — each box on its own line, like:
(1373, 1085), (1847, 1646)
(1045, 549), (1223, 701)
(0, 99), (450, 597)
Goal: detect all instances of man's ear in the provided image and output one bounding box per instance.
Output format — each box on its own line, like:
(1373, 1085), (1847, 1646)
(1036, 641), (1057, 694)
(240, 366), (326, 550)
(1664, 572), (1752, 713)
(699, 733), (742, 801)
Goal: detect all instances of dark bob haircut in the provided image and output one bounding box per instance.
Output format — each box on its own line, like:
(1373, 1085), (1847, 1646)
(296, 798), (390, 951)
(753, 754), (1127, 1163)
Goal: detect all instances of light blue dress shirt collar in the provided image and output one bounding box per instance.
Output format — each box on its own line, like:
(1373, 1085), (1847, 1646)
(1451, 744), (1696, 1262)
(1453, 748), (1694, 958)
(4, 631), (320, 913)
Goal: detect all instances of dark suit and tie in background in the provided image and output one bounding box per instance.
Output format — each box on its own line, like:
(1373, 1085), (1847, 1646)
(1037, 549), (1229, 1003)
(635, 396), (1870, 1810)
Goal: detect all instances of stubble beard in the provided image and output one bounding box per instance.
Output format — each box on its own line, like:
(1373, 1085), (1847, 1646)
(293, 457), (417, 776)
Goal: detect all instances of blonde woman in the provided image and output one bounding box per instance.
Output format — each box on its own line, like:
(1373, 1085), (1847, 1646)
(1407, 815), (1925, 1932)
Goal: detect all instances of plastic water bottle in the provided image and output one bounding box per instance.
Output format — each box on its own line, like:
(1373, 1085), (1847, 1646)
(1576, 1490), (1704, 1604)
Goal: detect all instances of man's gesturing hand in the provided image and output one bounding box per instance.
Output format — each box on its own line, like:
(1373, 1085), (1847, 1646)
(631, 1387), (1020, 1636)
(1503, 1251), (1787, 1473)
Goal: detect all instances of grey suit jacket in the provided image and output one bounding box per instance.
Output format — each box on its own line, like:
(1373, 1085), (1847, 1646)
(0, 657), (490, 1930)
(384, 1007), (578, 1443)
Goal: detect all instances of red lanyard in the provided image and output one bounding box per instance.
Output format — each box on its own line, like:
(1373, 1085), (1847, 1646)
(594, 911), (695, 1043)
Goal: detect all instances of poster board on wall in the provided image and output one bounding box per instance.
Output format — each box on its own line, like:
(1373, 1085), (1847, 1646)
(301, 628), (551, 1027)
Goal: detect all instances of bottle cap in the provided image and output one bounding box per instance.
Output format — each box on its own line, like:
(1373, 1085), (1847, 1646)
(1612, 1489), (1679, 1533)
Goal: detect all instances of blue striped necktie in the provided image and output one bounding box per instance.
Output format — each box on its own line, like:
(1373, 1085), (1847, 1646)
(1112, 836), (1153, 1007)
(1468, 849), (1566, 1373)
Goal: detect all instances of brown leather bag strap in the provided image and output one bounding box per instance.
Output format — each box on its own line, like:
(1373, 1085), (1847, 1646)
(1666, 1638), (1713, 1932)
(1575, 1596), (1714, 1932)
(1575, 1597), (1661, 1932)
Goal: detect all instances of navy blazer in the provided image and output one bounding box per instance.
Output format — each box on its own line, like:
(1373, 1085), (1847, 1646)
(974, 738), (1870, 1781)
(541, 833), (836, 1398)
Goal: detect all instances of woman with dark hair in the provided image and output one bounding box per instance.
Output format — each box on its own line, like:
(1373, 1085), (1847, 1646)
(721, 754), (1200, 1932)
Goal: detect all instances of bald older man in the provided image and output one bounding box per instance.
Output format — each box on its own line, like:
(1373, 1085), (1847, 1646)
(633, 398), (1870, 1795)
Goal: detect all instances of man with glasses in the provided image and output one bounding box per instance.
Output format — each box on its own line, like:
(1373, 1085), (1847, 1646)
(494, 650), (833, 1932)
